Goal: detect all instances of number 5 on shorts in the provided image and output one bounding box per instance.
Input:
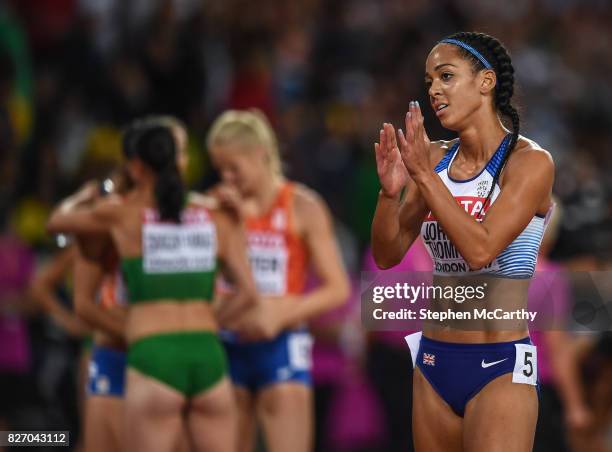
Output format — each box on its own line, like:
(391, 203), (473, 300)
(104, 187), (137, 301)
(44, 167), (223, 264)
(512, 343), (538, 385)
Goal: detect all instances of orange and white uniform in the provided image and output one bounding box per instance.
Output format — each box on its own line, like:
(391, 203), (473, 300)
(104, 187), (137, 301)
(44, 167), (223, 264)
(222, 182), (313, 391)
(245, 182), (308, 296)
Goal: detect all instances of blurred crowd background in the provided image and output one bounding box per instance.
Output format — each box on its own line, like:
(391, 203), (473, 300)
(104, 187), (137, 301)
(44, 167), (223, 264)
(0, 0), (611, 451)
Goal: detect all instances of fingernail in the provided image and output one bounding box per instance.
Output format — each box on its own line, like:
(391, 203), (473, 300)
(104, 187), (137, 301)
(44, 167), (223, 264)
(399, 128), (403, 135)
(416, 101), (420, 108)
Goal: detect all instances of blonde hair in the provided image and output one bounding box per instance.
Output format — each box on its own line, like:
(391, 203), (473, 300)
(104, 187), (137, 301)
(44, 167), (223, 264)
(206, 109), (282, 178)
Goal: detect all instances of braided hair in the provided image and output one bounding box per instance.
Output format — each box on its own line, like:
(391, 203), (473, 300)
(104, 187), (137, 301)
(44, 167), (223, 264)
(441, 32), (519, 215)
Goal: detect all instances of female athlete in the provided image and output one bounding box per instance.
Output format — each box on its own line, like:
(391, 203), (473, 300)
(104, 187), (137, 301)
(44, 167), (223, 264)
(58, 116), (187, 452)
(48, 121), (257, 452)
(207, 109), (350, 452)
(372, 32), (554, 452)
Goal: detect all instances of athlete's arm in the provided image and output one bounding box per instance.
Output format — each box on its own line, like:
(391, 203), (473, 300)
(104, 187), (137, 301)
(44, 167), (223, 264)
(187, 191), (218, 210)
(401, 105), (554, 270)
(47, 193), (119, 235)
(371, 123), (444, 268)
(544, 332), (593, 431)
(272, 187), (350, 326)
(372, 177), (428, 269)
(213, 209), (258, 323)
(73, 249), (126, 339)
(30, 246), (91, 338)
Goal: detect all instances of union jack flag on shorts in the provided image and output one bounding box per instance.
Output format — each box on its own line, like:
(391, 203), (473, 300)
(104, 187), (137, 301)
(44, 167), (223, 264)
(423, 353), (436, 366)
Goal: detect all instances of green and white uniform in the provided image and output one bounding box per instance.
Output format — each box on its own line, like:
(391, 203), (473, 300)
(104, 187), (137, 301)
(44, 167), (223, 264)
(125, 207), (227, 396)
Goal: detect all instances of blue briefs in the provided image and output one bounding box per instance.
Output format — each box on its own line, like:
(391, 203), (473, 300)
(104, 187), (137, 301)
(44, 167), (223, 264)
(415, 335), (538, 417)
(223, 330), (313, 392)
(87, 346), (127, 397)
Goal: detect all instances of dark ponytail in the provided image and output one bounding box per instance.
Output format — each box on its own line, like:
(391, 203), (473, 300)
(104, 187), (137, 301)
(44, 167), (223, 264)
(124, 124), (184, 222)
(442, 32), (519, 215)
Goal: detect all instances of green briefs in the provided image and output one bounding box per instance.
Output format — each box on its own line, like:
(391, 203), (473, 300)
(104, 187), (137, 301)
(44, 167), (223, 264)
(127, 332), (227, 397)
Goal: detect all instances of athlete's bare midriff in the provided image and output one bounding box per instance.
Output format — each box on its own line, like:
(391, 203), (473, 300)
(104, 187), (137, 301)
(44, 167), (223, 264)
(422, 275), (531, 343)
(423, 329), (530, 344)
(126, 302), (218, 343)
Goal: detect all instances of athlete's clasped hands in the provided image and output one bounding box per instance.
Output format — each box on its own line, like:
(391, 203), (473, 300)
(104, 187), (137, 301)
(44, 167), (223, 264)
(374, 101), (431, 198)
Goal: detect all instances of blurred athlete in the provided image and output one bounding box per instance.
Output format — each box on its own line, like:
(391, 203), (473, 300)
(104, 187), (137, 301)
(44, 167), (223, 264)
(71, 173), (129, 452)
(30, 241), (90, 339)
(207, 109), (350, 452)
(60, 116), (186, 452)
(48, 121), (256, 452)
(53, 116), (187, 452)
(30, 238), (91, 451)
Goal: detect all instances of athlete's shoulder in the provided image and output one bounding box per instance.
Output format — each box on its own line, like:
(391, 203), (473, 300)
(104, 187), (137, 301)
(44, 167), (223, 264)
(94, 192), (124, 207)
(292, 182), (321, 201)
(91, 193), (125, 220)
(506, 136), (554, 176)
(291, 182), (328, 212)
(289, 182), (332, 233)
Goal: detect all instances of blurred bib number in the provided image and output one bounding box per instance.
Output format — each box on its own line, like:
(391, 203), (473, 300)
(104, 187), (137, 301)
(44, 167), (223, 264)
(143, 223), (216, 273)
(248, 233), (288, 295)
(288, 332), (313, 371)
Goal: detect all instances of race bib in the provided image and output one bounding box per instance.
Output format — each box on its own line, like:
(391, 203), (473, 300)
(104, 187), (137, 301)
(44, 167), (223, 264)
(288, 332), (313, 371)
(143, 222), (216, 273)
(248, 232), (288, 295)
(404, 331), (423, 368)
(422, 220), (500, 275)
(512, 343), (538, 386)
(422, 195), (501, 275)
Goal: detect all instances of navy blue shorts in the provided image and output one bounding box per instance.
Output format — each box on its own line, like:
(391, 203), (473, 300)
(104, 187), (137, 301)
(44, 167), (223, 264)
(223, 330), (313, 392)
(415, 335), (538, 417)
(87, 346), (127, 397)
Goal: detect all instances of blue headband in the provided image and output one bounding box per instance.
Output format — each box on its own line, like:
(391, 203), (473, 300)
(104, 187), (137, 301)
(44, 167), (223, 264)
(439, 38), (493, 70)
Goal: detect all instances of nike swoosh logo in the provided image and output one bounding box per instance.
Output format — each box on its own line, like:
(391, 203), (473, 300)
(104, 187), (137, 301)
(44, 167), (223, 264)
(481, 358), (508, 368)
